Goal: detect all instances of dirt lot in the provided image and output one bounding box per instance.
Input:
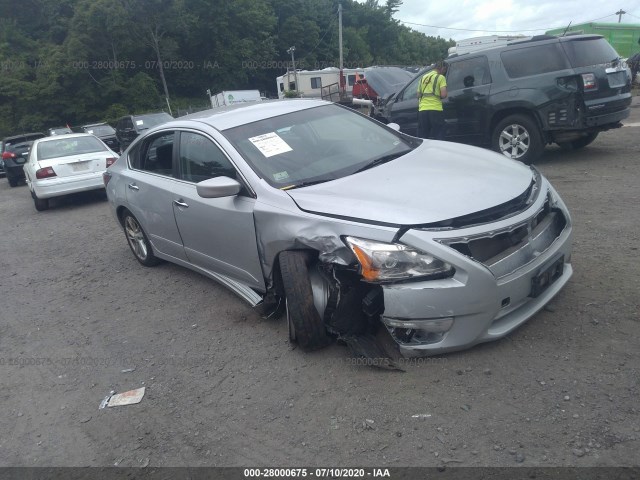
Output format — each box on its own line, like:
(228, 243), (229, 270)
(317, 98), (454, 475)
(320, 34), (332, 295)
(1, 99), (639, 469)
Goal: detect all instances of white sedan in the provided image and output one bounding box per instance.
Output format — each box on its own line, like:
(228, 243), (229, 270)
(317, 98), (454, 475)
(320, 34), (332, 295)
(25, 133), (118, 211)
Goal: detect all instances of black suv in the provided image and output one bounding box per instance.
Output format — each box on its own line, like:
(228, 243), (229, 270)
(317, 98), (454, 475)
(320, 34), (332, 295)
(1, 133), (46, 187)
(78, 122), (120, 152)
(115, 112), (173, 152)
(381, 34), (632, 164)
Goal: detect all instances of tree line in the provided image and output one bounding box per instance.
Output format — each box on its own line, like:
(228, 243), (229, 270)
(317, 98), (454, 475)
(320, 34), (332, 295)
(0, 0), (453, 136)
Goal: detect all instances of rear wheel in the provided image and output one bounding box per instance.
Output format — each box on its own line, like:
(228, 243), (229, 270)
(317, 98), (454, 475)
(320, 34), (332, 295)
(492, 114), (543, 165)
(33, 195), (49, 211)
(557, 132), (599, 151)
(279, 251), (332, 351)
(122, 212), (161, 267)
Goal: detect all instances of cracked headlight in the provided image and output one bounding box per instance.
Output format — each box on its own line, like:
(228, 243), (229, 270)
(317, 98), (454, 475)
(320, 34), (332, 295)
(344, 236), (454, 282)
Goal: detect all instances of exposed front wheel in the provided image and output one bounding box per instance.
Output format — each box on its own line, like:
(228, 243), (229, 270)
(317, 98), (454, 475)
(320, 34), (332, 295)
(8, 176), (18, 187)
(279, 251), (332, 351)
(122, 212), (161, 267)
(492, 114), (543, 165)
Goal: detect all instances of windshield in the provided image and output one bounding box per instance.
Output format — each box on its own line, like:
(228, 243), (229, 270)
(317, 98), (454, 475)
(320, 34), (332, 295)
(223, 104), (414, 188)
(134, 113), (173, 130)
(85, 125), (115, 136)
(37, 136), (107, 160)
(562, 38), (620, 68)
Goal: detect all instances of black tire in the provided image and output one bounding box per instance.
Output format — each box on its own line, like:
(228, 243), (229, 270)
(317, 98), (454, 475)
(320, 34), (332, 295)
(557, 132), (599, 151)
(279, 251), (332, 351)
(33, 194), (49, 211)
(8, 176), (18, 187)
(492, 114), (543, 165)
(122, 211), (161, 267)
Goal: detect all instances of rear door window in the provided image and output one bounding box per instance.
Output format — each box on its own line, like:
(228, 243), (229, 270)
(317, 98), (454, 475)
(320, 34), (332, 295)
(501, 43), (570, 78)
(561, 38), (620, 68)
(134, 132), (175, 177)
(447, 56), (492, 90)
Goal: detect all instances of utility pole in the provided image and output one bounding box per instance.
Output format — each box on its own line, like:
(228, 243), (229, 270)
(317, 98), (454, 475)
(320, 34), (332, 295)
(338, 3), (345, 98)
(616, 9), (626, 23)
(287, 46), (298, 95)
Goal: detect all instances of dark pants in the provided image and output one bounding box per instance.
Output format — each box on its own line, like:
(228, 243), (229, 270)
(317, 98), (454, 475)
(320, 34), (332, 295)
(418, 110), (445, 140)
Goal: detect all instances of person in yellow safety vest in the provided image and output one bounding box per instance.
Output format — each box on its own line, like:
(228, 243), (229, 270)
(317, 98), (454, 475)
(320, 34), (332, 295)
(417, 61), (448, 140)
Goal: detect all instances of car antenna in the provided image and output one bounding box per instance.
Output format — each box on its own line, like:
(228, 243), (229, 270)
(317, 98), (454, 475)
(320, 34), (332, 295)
(562, 21), (572, 37)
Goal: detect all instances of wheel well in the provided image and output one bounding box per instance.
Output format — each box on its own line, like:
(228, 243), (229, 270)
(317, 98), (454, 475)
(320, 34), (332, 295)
(272, 249), (318, 296)
(490, 108), (547, 142)
(116, 206), (129, 227)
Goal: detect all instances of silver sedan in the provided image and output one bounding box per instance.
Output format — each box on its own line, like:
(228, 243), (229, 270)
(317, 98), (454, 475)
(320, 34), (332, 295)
(104, 99), (572, 358)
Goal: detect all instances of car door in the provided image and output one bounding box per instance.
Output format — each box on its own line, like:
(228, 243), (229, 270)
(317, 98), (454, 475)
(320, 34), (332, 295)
(443, 56), (492, 145)
(124, 130), (188, 261)
(388, 73), (424, 136)
(170, 130), (265, 291)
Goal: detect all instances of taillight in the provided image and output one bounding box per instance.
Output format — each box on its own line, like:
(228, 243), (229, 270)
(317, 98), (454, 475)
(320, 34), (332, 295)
(2, 151), (16, 160)
(581, 73), (597, 91)
(103, 171), (112, 187)
(106, 157), (117, 168)
(36, 166), (57, 179)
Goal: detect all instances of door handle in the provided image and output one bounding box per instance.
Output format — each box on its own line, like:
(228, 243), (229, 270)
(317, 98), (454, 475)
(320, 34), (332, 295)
(128, 183), (139, 191)
(173, 199), (189, 208)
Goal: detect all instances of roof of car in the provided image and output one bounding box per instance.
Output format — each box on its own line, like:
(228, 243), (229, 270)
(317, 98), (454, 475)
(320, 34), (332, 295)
(2, 133), (45, 143)
(179, 99), (328, 130)
(81, 122), (110, 128)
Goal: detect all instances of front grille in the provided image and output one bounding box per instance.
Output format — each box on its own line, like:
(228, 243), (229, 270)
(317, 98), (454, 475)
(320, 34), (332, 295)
(444, 196), (567, 278)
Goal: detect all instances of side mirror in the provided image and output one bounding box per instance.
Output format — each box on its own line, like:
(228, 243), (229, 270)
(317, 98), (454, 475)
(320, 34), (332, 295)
(387, 122), (401, 132)
(196, 176), (241, 198)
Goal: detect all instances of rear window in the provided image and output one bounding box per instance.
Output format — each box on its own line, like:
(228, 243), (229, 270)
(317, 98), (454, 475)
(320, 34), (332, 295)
(85, 125), (115, 136)
(133, 113), (173, 131)
(37, 136), (107, 160)
(501, 43), (570, 78)
(562, 38), (620, 68)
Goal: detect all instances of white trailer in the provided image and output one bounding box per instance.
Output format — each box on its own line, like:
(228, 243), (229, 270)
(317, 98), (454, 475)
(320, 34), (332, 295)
(210, 90), (262, 108)
(276, 67), (364, 100)
(447, 35), (528, 56)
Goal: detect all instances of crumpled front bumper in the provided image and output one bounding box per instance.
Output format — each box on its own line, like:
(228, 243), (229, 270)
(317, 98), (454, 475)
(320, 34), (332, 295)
(378, 181), (573, 357)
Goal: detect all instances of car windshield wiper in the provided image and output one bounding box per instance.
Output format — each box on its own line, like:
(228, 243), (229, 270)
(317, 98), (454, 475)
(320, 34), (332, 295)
(353, 151), (408, 174)
(280, 179), (332, 190)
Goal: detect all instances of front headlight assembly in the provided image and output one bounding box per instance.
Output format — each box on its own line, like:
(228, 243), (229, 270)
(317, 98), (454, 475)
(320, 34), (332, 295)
(344, 236), (454, 283)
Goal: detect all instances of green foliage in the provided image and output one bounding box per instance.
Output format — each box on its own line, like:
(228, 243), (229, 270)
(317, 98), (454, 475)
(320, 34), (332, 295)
(0, 0), (453, 137)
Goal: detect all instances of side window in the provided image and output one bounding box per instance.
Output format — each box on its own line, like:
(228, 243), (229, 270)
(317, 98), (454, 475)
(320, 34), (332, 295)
(446, 56), (492, 91)
(501, 44), (569, 78)
(137, 132), (175, 176)
(178, 132), (237, 183)
(348, 74), (356, 86)
(310, 77), (322, 89)
(279, 82), (284, 92)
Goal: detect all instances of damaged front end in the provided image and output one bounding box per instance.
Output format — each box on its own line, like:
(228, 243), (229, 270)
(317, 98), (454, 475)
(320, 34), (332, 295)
(257, 168), (572, 360)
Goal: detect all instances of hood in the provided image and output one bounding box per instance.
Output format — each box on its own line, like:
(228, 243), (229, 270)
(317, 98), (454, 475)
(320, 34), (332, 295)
(286, 141), (534, 226)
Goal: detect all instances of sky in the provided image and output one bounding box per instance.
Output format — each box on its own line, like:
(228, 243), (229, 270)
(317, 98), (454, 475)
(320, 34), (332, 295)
(388, 1), (640, 41)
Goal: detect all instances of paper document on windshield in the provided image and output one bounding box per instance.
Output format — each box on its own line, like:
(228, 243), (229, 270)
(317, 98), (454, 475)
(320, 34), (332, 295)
(248, 132), (292, 158)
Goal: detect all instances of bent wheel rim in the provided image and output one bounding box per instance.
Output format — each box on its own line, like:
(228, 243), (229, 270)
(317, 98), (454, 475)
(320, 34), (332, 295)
(124, 216), (148, 260)
(498, 123), (531, 159)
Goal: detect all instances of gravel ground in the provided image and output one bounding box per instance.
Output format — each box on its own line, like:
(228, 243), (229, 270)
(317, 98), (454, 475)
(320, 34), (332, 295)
(1, 99), (638, 468)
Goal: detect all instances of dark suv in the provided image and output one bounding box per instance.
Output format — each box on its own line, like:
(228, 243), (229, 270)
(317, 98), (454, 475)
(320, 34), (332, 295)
(1, 133), (46, 186)
(78, 122), (120, 152)
(115, 112), (173, 152)
(381, 34), (632, 164)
